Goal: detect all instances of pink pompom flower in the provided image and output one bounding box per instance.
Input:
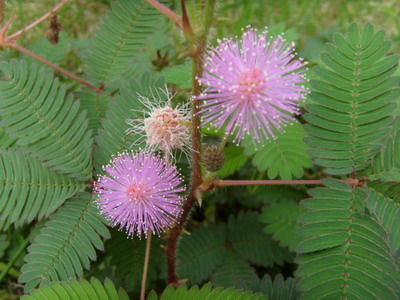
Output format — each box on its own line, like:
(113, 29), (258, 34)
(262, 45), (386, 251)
(95, 152), (185, 237)
(197, 26), (309, 144)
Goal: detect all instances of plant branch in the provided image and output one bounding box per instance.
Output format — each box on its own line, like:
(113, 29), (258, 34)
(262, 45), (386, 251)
(9, 43), (103, 93)
(210, 178), (362, 188)
(6, 0), (70, 42)
(140, 233), (152, 300)
(145, 0), (183, 30)
(166, 0), (216, 286)
(0, 0), (4, 27)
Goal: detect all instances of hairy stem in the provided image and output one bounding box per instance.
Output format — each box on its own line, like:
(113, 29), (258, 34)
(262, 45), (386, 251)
(145, 0), (183, 30)
(6, 0), (70, 41)
(0, 0), (4, 27)
(212, 178), (362, 187)
(10, 43), (103, 93)
(140, 233), (152, 300)
(166, 0), (216, 286)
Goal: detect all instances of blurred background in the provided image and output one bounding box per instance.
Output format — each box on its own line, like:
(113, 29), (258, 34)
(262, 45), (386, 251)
(3, 0), (400, 62)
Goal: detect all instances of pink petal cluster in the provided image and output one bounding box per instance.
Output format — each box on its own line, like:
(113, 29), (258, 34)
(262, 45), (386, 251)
(197, 27), (309, 144)
(95, 152), (185, 237)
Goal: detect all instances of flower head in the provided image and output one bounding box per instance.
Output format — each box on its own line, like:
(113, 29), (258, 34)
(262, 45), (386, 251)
(197, 26), (309, 144)
(127, 88), (191, 158)
(95, 152), (185, 237)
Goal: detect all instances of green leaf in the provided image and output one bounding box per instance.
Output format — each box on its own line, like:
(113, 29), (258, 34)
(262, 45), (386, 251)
(211, 250), (260, 292)
(163, 61), (192, 89)
(216, 145), (248, 178)
(19, 193), (110, 292)
(239, 185), (306, 208)
(22, 277), (127, 300)
(260, 274), (298, 300)
(229, 212), (291, 267)
(0, 126), (16, 149)
(154, 283), (267, 300)
(362, 186), (400, 253)
(0, 149), (84, 229)
(305, 23), (399, 175)
(76, 88), (112, 134)
(244, 123), (312, 180)
(367, 181), (400, 203)
(260, 201), (305, 252)
(94, 74), (164, 170)
(106, 230), (165, 293)
(0, 234), (9, 258)
(27, 32), (70, 69)
(84, 0), (165, 84)
(177, 224), (227, 284)
(297, 179), (400, 299)
(367, 118), (400, 182)
(0, 60), (93, 181)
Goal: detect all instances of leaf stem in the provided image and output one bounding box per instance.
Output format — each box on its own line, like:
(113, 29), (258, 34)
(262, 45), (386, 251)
(9, 43), (103, 93)
(0, 238), (29, 282)
(211, 178), (361, 187)
(140, 233), (152, 300)
(6, 0), (70, 41)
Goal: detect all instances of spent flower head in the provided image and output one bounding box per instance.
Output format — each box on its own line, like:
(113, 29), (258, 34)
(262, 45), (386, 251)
(196, 26), (309, 144)
(94, 151), (185, 238)
(127, 87), (191, 159)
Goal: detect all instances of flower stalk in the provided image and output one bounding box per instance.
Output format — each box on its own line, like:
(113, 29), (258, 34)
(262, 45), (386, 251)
(140, 233), (152, 300)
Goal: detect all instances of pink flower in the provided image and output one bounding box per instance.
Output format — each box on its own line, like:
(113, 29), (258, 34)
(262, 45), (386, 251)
(197, 27), (309, 144)
(95, 152), (185, 237)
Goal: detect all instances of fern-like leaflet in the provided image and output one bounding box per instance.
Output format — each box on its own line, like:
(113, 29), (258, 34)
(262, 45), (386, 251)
(304, 23), (399, 175)
(0, 60), (93, 180)
(22, 278), (129, 300)
(84, 0), (165, 85)
(368, 118), (400, 182)
(297, 179), (399, 299)
(148, 283), (267, 300)
(0, 149), (84, 229)
(19, 193), (110, 292)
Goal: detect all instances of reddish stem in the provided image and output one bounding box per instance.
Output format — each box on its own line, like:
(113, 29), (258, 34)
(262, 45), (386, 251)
(10, 43), (102, 93)
(0, 0), (4, 27)
(166, 44), (205, 285)
(7, 0), (70, 41)
(145, 0), (183, 30)
(212, 178), (360, 187)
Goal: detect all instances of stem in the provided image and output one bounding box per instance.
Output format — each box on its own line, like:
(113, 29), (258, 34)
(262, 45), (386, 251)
(145, 0), (183, 30)
(0, 0), (4, 27)
(0, 238), (29, 282)
(10, 43), (102, 93)
(212, 178), (360, 187)
(6, 0), (70, 41)
(140, 233), (152, 300)
(219, 135), (228, 151)
(166, 0), (216, 286)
